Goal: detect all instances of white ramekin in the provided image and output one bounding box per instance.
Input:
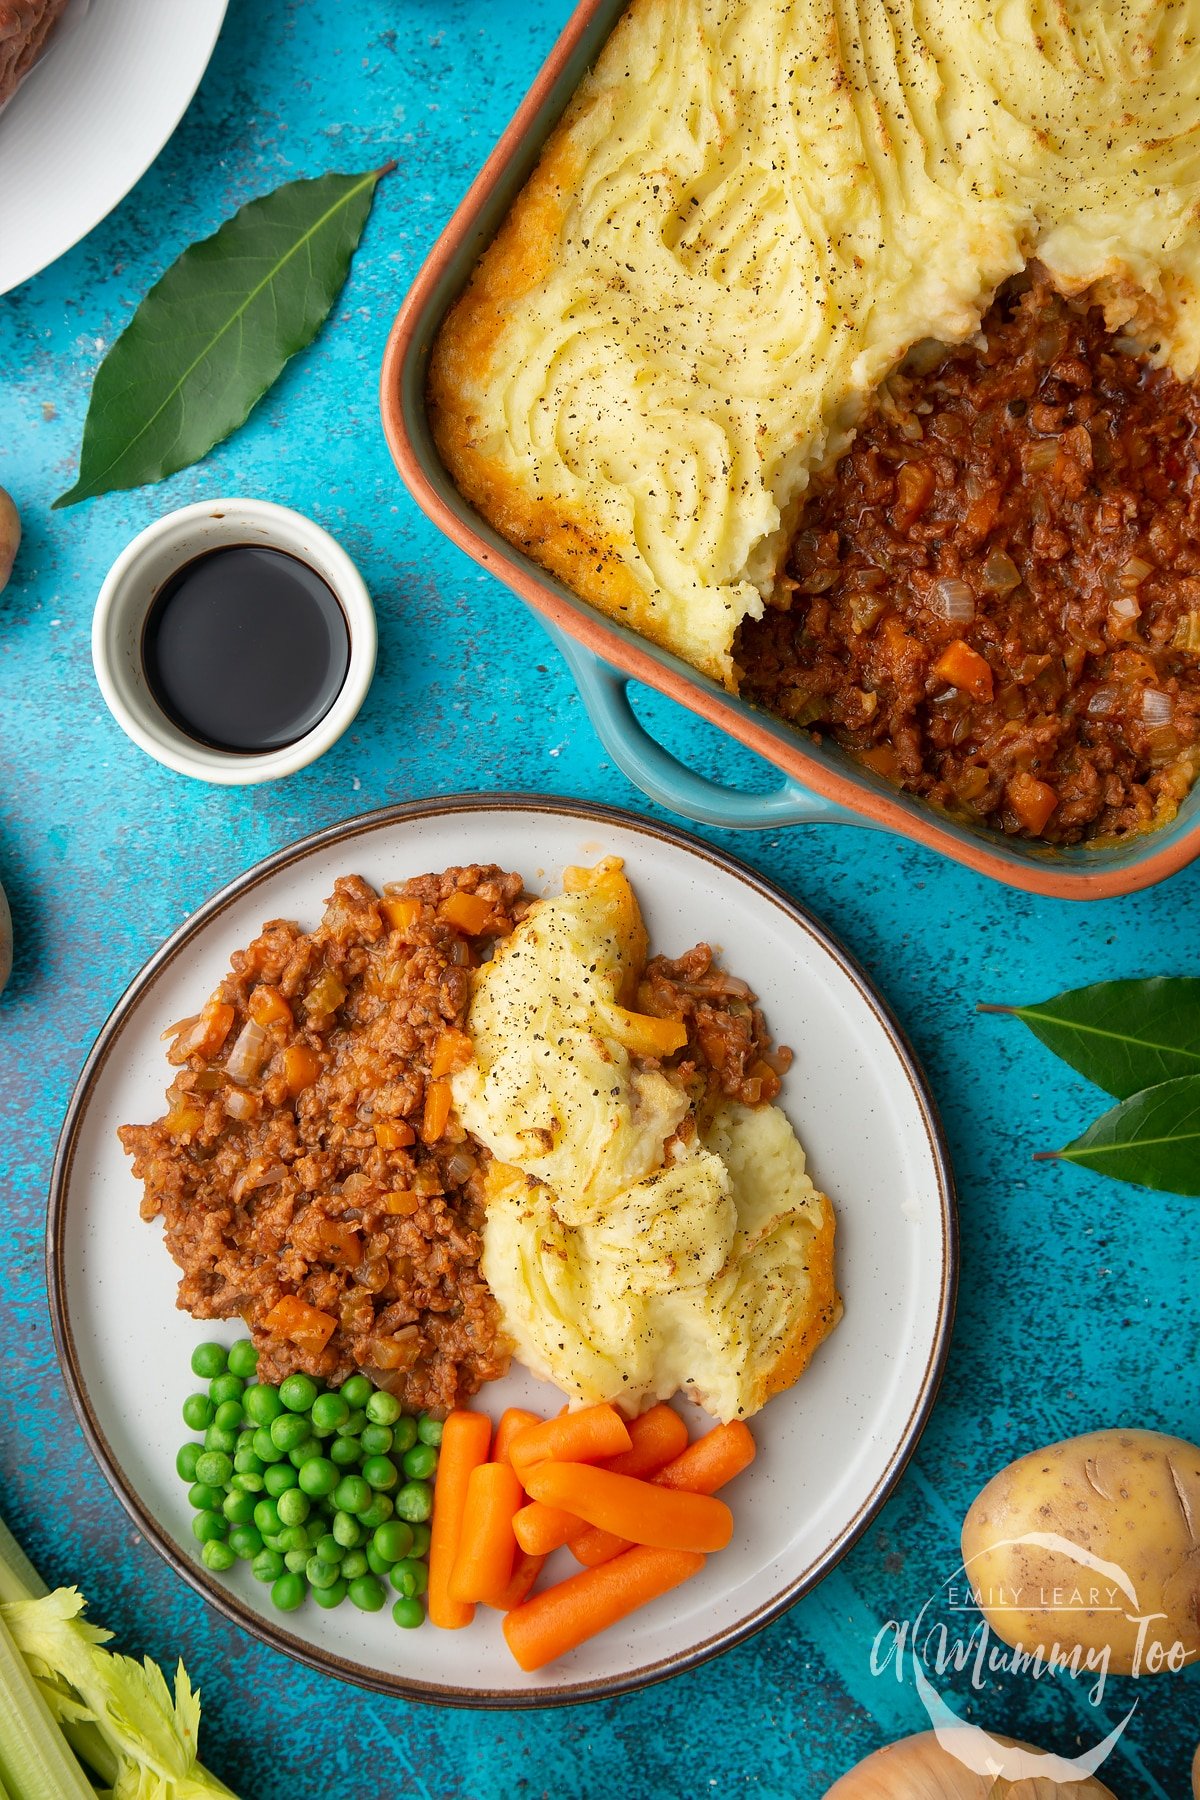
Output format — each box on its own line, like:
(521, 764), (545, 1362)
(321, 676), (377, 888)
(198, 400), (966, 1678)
(92, 498), (377, 785)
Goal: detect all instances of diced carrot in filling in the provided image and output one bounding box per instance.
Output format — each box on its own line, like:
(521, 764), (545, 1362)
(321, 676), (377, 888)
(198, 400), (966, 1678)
(249, 985), (293, 1028)
(381, 894), (422, 932)
(374, 1118), (415, 1150)
(932, 639), (994, 703)
(283, 1044), (320, 1096)
(261, 1295), (337, 1355)
(438, 890), (493, 934)
(422, 1078), (453, 1144)
(1007, 772), (1059, 836)
(431, 1028), (474, 1078)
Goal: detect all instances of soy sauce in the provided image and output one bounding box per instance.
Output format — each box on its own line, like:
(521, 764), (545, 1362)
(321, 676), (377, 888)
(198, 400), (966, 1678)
(142, 544), (351, 754)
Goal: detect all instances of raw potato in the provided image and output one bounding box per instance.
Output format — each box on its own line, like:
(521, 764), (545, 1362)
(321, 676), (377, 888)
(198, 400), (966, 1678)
(824, 1730), (1118, 1797)
(962, 1428), (1200, 1677)
(0, 486), (18, 592)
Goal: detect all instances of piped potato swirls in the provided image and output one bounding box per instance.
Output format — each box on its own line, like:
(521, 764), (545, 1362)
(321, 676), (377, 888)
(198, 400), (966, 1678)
(429, 0), (1200, 686)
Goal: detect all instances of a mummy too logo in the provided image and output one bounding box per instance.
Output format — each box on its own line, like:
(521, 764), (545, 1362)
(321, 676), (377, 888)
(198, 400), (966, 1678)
(870, 1533), (1192, 1783)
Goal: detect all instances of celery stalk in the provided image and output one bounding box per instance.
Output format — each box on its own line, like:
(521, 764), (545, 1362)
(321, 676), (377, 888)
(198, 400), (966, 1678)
(0, 1606), (97, 1800)
(0, 1511), (46, 1604)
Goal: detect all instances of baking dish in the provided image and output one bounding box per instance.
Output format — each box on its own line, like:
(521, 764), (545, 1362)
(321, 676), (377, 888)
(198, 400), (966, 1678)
(379, 0), (1200, 900)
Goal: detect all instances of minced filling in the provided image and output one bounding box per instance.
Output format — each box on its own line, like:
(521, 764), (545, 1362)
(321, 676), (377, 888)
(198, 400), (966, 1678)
(736, 271), (1200, 844)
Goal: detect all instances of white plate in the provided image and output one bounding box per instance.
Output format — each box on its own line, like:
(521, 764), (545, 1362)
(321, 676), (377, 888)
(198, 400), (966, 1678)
(48, 796), (956, 1704)
(0, 0), (228, 296)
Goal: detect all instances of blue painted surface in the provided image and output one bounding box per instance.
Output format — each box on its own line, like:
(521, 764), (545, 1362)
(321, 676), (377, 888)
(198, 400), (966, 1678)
(1, 1), (1198, 1793)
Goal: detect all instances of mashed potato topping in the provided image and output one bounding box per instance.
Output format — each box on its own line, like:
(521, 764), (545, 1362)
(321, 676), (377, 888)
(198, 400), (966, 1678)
(451, 862), (839, 1420)
(429, 0), (1200, 686)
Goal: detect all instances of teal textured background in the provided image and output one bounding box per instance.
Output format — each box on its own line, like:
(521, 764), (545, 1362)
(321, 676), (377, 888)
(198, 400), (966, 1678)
(1, 2), (1199, 1793)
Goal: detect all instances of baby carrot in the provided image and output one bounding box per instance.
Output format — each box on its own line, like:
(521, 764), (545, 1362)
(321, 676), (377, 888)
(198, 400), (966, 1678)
(509, 1404), (631, 1480)
(493, 1407), (543, 1467)
(488, 1547), (547, 1613)
(449, 1461), (524, 1606)
(514, 1501), (583, 1558)
(600, 1403), (689, 1480)
(503, 1546), (706, 1671)
(571, 1420), (755, 1567)
(517, 1405), (691, 1557)
(524, 1463), (732, 1554)
(428, 1409), (492, 1629)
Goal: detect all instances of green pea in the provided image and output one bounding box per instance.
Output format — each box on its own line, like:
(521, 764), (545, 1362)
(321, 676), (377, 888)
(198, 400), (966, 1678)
(194, 1451), (232, 1488)
(340, 1549), (368, 1580)
(358, 1494), (394, 1531)
(311, 1392), (349, 1434)
(339, 1373), (372, 1408)
(312, 1577), (347, 1610)
(408, 1524), (431, 1558)
(359, 1424), (393, 1457)
(332, 1512), (362, 1549)
(202, 1539), (236, 1572)
(288, 1439), (322, 1469)
(278, 1373), (318, 1414)
(305, 1556), (341, 1590)
(227, 1524), (263, 1560)
(391, 1596), (423, 1629)
(390, 1417), (418, 1456)
(243, 1384), (283, 1427)
(284, 1549), (310, 1575)
(416, 1415), (443, 1448)
(208, 1373), (244, 1407)
(365, 1389), (402, 1426)
(337, 1409), (368, 1438)
(269, 1412), (310, 1453)
(271, 1573), (306, 1612)
(330, 1436), (361, 1468)
(277, 1525), (309, 1554)
(390, 1559), (428, 1600)
(373, 1521), (414, 1563)
(222, 1489), (256, 1526)
(213, 1399), (245, 1433)
(276, 1488), (310, 1528)
(402, 1444), (438, 1482)
(191, 1342), (227, 1380)
(394, 1481), (433, 1524)
(203, 1424), (238, 1456)
(251, 1549), (284, 1584)
(182, 1393), (214, 1432)
(365, 1544), (393, 1578)
(176, 1442), (202, 1483)
(333, 1475), (371, 1515)
(252, 1427), (285, 1464)
(263, 1462), (299, 1497)
(230, 1471), (265, 1495)
(233, 1447), (264, 1476)
(347, 1574), (386, 1613)
(253, 1498), (282, 1537)
(313, 1533), (342, 1565)
(192, 1510), (227, 1545)
(298, 1457), (338, 1499)
(228, 1339), (259, 1379)
(362, 1455), (399, 1493)
(187, 1481), (224, 1512)
(262, 1532), (286, 1554)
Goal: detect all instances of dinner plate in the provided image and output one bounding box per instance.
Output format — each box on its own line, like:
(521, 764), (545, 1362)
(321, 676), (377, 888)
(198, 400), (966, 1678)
(0, 0), (228, 297)
(48, 795), (956, 1705)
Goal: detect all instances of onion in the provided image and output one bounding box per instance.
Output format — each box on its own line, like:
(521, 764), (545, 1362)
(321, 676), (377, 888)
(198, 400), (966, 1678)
(1174, 609), (1200, 653)
(232, 1160), (287, 1200)
(1121, 555), (1153, 586)
(980, 551), (1021, 595)
(825, 1729), (1119, 1798)
(930, 578), (975, 624)
(161, 1014), (198, 1042)
(225, 1018), (268, 1085)
(444, 1150), (477, 1186)
(1142, 688), (1174, 727)
(1108, 594), (1141, 632)
(224, 1088), (258, 1122)
(1086, 685), (1120, 717)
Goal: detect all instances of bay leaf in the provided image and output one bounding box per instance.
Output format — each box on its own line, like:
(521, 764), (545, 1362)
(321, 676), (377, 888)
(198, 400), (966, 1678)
(979, 977), (1200, 1098)
(55, 165), (393, 508)
(1037, 1074), (1200, 1195)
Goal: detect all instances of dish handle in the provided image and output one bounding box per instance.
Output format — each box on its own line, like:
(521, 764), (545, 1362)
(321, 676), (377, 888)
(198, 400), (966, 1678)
(549, 628), (867, 832)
